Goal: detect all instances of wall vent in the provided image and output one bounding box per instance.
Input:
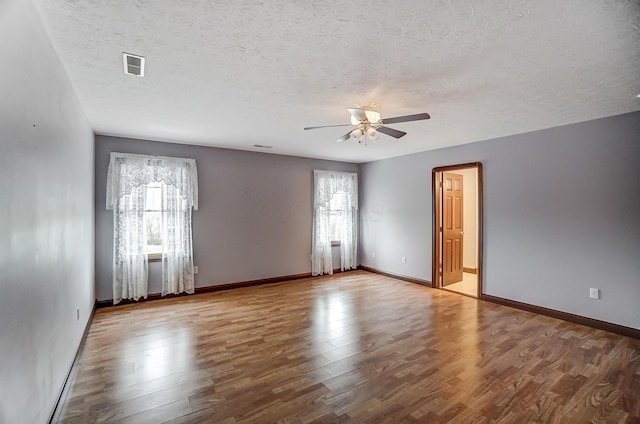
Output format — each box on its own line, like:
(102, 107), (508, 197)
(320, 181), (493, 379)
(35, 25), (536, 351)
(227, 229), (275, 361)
(123, 52), (145, 77)
(253, 144), (273, 149)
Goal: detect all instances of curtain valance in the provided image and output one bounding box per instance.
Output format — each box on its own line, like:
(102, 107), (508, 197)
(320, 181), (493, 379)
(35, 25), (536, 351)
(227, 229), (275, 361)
(106, 152), (198, 210)
(313, 170), (358, 210)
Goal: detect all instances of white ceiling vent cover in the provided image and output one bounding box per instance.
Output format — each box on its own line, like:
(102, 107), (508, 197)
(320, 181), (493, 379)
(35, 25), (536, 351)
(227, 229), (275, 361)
(122, 52), (145, 77)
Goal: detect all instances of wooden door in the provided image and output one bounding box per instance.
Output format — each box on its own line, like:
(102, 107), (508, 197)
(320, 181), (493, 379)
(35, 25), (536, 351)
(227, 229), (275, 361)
(442, 173), (463, 285)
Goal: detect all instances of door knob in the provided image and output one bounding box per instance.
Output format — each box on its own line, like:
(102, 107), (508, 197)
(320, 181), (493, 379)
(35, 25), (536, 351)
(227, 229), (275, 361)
(460, 231), (464, 236)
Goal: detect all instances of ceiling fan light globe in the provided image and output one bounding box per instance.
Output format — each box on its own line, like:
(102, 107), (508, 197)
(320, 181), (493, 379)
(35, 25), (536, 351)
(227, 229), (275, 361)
(367, 127), (379, 140)
(350, 116), (361, 126)
(364, 110), (380, 124)
(350, 128), (363, 139)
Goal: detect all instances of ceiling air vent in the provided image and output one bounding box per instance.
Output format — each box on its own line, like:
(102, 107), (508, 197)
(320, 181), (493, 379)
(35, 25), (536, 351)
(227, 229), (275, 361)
(122, 52), (145, 77)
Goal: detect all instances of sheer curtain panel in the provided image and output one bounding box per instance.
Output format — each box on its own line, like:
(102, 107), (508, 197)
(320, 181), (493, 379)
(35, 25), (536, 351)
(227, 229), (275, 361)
(312, 170), (358, 276)
(106, 152), (198, 304)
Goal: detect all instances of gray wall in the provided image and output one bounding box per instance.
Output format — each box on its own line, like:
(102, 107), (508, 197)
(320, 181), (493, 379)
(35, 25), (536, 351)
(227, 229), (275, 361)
(95, 136), (359, 301)
(360, 112), (640, 330)
(0, 1), (95, 423)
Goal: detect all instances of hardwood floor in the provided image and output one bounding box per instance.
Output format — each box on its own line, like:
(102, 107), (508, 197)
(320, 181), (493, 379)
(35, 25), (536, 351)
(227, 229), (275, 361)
(56, 271), (640, 423)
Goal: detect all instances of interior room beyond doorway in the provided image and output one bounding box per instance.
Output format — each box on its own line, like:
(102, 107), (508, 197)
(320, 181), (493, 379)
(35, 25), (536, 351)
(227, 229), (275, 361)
(433, 163), (482, 298)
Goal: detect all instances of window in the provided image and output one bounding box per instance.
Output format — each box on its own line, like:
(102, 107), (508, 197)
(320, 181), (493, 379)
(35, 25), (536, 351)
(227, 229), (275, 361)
(144, 182), (163, 260)
(107, 152), (198, 304)
(329, 191), (346, 245)
(312, 170), (358, 276)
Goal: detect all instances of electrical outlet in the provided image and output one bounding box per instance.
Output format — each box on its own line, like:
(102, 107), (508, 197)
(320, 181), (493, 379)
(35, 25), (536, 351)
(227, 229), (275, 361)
(372, 251), (376, 258)
(194, 266), (199, 274)
(402, 257), (407, 264)
(76, 307), (80, 321)
(589, 288), (599, 299)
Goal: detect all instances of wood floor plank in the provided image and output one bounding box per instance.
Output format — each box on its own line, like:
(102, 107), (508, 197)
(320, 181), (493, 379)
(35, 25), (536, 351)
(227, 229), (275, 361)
(56, 271), (640, 423)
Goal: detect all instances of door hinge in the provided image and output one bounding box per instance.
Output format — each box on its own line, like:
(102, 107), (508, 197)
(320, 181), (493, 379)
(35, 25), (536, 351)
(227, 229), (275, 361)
(439, 182), (443, 188)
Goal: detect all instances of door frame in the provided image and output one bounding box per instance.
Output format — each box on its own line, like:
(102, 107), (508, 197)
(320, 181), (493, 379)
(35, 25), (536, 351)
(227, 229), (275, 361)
(432, 162), (484, 297)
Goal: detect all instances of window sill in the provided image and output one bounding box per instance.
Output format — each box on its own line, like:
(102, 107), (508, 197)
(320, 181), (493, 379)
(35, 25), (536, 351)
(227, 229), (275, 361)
(331, 241), (341, 247)
(148, 253), (162, 262)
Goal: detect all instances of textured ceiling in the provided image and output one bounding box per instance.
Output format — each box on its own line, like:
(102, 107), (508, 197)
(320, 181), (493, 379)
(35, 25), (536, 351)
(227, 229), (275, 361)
(33, 0), (640, 163)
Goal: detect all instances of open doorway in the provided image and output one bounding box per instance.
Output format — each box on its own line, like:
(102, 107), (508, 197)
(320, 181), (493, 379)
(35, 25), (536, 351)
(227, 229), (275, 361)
(432, 162), (483, 298)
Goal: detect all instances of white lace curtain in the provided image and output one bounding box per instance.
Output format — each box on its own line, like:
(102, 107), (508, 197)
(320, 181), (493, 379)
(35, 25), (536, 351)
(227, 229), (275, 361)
(106, 152), (198, 304)
(312, 170), (358, 276)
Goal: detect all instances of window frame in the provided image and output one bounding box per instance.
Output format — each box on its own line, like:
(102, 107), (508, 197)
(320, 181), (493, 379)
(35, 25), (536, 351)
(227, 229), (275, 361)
(144, 182), (164, 262)
(328, 191), (347, 245)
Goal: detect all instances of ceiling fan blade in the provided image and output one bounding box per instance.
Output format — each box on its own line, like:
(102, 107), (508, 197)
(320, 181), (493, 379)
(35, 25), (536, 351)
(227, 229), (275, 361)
(336, 132), (352, 142)
(382, 113), (431, 125)
(377, 126), (407, 139)
(304, 124), (352, 130)
(348, 108), (367, 122)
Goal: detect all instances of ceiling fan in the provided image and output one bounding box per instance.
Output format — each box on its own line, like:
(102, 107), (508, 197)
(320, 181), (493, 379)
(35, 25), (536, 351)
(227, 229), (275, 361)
(304, 106), (430, 144)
